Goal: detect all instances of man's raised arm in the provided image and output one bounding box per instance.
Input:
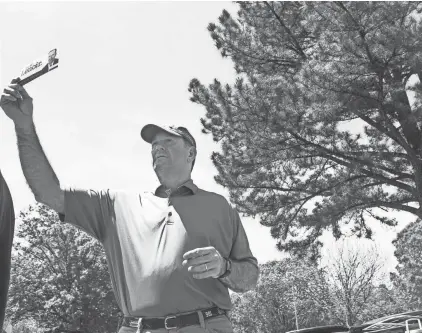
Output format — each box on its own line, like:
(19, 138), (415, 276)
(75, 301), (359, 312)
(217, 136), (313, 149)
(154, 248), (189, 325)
(0, 79), (64, 213)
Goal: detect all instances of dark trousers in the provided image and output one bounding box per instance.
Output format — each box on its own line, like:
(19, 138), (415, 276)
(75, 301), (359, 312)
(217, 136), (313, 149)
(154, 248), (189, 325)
(0, 170), (15, 331)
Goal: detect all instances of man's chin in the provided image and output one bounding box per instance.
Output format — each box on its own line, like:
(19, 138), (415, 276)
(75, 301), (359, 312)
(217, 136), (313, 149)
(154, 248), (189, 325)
(153, 162), (169, 173)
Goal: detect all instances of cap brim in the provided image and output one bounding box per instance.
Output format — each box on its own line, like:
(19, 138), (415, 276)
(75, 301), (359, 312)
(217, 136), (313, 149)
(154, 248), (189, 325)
(140, 124), (182, 143)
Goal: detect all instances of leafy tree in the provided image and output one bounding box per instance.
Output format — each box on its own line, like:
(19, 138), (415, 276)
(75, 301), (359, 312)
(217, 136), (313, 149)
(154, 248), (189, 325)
(229, 259), (337, 333)
(6, 204), (119, 333)
(323, 242), (387, 326)
(322, 240), (411, 326)
(357, 284), (411, 324)
(230, 255), (411, 333)
(391, 219), (422, 309)
(189, 1), (422, 256)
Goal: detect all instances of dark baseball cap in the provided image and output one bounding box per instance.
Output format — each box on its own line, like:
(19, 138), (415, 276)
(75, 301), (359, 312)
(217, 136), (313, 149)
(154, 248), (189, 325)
(141, 124), (197, 169)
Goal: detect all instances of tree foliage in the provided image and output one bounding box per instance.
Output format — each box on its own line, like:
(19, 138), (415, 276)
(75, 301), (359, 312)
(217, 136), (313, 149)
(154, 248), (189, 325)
(189, 1), (422, 256)
(230, 259), (336, 333)
(230, 244), (409, 333)
(323, 242), (388, 326)
(6, 204), (119, 333)
(392, 219), (422, 309)
(323, 240), (412, 326)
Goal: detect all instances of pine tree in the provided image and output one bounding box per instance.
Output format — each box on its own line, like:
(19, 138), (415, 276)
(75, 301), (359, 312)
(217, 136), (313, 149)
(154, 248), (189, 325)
(189, 2), (422, 256)
(392, 219), (422, 309)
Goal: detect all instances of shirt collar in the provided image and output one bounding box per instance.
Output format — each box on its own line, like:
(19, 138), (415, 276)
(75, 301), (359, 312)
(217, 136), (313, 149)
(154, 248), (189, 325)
(155, 179), (198, 198)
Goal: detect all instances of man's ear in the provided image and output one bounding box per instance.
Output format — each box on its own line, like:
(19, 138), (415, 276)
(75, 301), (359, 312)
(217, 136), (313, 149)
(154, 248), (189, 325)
(188, 146), (196, 160)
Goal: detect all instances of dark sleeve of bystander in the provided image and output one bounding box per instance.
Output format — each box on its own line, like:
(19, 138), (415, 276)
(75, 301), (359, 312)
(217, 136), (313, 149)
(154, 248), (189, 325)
(0, 169), (15, 331)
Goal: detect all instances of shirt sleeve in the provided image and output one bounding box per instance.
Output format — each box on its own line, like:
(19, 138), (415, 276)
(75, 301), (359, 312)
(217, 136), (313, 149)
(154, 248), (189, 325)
(58, 187), (114, 242)
(229, 205), (258, 267)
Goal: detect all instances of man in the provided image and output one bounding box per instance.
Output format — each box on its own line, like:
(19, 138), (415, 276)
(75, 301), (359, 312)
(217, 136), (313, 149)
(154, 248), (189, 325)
(47, 49), (58, 70)
(0, 169), (15, 332)
(0, 80), (259, 333)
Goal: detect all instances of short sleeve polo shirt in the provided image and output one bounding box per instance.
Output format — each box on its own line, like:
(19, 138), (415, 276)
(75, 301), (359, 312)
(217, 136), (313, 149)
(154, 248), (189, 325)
(59, 179), (258, 317)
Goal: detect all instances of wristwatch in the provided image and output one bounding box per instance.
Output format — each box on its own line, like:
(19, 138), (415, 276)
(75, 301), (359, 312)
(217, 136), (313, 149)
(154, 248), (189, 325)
(218, 257), (232, 279)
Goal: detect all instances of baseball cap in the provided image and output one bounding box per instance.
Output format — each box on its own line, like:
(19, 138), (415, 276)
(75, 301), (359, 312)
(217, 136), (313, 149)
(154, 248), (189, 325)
(141, 124), (197, 169)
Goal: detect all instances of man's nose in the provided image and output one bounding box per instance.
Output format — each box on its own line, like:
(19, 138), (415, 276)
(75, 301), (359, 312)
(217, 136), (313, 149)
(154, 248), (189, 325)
(152, 145), (165, 153)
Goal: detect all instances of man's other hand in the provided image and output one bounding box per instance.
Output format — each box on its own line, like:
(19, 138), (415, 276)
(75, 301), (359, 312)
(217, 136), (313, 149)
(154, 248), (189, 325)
(182, 246), (226, 279)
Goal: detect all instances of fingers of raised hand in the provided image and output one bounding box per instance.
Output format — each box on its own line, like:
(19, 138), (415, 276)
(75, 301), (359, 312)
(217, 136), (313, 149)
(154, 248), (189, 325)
(3, 86), (23, 101)
(0, 93), (16, 104)
(12, 83), (31, 99)
(1, 78), (31, 105)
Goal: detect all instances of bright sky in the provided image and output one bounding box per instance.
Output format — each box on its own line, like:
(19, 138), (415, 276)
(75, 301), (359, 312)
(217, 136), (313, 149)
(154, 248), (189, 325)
(0, 1), (416, 275)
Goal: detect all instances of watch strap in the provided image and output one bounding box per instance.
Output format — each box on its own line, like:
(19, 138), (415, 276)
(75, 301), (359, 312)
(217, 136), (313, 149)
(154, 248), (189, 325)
(218, 258), (232, 279)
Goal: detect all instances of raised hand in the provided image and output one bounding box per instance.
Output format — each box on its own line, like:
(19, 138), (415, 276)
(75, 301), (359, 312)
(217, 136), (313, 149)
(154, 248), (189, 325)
(0, 78), (33, 130)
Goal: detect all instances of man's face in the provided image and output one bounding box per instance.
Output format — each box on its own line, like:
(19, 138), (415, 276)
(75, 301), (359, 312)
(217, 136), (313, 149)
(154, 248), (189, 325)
(151, 131), (191, 175)
(48, 50), (56, 66)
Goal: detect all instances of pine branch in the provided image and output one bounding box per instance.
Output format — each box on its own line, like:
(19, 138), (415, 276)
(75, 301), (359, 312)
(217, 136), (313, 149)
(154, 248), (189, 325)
(286, 130), (417, 195)
(264, 1), (307, 59)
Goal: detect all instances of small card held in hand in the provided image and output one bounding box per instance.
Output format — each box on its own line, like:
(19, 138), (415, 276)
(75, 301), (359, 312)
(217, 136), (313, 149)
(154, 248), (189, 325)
(17, 49), (59, 86)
